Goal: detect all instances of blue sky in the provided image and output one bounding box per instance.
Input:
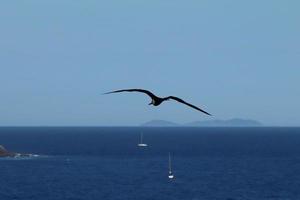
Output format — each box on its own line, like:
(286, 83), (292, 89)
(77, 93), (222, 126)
(0, 1), (299, 126)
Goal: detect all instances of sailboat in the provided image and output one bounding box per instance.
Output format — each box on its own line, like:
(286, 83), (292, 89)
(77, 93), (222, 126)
(168, 152), (174, 179)
(137, 132), (147, 147)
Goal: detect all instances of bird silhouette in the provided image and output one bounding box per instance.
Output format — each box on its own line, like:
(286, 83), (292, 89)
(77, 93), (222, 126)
(104, 89), (211, 116)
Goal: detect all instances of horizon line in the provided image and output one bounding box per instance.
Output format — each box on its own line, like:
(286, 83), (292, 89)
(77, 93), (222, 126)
(0, 125), (299, 128)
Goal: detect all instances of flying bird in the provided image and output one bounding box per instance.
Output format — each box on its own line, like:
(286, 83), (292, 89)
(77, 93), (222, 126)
(104, 89), (211, 116)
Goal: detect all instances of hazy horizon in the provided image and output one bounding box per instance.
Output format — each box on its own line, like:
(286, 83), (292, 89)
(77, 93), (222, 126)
(1, 118), (299, 127)
(1, 1), (299, 126)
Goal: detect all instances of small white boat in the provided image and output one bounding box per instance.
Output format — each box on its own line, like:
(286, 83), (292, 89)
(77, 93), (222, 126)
(138, 132), (148, 147)
(168, 152), (174, 179)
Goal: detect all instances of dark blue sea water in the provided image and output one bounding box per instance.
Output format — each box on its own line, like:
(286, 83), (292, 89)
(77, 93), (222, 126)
(1, 127), (300, 200)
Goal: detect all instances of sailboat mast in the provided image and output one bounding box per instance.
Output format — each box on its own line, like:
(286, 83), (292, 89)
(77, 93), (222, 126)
(140, 132), (143, 143)
(168, 152), (174, 179)
(169, 152), (172, 173)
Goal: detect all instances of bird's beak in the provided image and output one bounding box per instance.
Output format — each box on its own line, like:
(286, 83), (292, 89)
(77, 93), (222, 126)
(148, 102), (153, 105)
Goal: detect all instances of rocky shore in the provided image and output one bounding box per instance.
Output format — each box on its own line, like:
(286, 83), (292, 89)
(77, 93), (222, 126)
(0, 145), (34, 158)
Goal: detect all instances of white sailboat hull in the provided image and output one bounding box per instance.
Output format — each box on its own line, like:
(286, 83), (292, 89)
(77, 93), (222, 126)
(137, 143), (148, 147)
(168, 174), (174, 179)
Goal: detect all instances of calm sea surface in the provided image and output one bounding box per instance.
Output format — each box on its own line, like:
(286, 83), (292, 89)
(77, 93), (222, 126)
(1, 127), (300, 200)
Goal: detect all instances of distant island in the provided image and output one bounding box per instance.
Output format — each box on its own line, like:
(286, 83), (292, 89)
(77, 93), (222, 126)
(141, 120), (179, 127)
(0, 145), (36, 158)
(140, 118), (263, 127)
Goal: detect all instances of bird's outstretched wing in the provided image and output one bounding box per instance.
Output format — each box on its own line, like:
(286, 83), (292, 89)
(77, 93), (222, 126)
(104, 89), (157, 99)
(166, 96), (211, 116)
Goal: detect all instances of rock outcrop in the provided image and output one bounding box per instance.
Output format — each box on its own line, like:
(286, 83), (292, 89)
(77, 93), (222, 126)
(0, 145), (34, 158)
(0, 145), (16, 157)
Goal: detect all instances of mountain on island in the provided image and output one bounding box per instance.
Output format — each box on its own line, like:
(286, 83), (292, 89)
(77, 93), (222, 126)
(141, 120), (179, 127)
(141, 118), (262, 127)
(185, 118), (262, 127)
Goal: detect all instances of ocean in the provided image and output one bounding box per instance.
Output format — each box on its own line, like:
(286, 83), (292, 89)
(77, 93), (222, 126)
(0, 127), (300, 200)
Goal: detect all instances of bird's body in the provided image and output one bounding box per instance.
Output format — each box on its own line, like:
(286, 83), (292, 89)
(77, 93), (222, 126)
(104, 89), (211, 116)
(151, 97), (164, 106)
